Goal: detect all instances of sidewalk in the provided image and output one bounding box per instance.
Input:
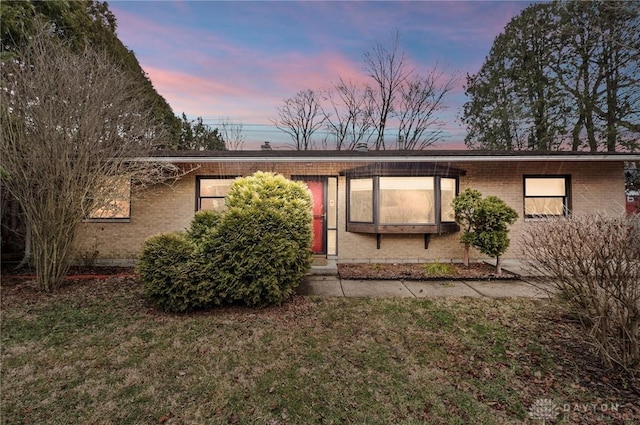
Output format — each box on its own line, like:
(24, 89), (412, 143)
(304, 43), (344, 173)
(298, 259), (555, 299)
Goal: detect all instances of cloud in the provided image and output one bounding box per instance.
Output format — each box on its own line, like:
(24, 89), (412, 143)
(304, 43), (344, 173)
(144, 66), (262, 119)
(143, 49), (369, 123)
(111, 1), (532, 148)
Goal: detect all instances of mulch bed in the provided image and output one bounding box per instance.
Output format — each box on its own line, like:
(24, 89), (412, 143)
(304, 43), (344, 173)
(1, 266), (135, 281)
(337, 262), (517, 280)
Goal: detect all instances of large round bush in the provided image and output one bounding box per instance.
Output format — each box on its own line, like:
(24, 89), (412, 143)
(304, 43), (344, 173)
(138, 172), (313, 310)
(202, 172), (313, 306)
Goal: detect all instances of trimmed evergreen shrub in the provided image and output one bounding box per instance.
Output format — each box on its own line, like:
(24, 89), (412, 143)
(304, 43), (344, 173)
(202, 172), (313, 306)
(453, 190), (518, 275)
(136, 233), (218, 312)
(138, 171), (313, 310)
(186, 210), (222, 245)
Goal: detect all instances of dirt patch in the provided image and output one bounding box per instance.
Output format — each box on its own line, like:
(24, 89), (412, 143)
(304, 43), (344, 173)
(338, 262), (516, 280)
(2, 266), (134, 280)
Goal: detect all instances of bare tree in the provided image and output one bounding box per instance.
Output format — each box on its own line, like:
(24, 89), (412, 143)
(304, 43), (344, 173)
(271, 89), (325, 150)
(275, 31), (456, 151)
(396, 66), (458, 150)
(219, 117), (246, 150)
(322, 79), (375, 150)
(364, 31), (411, 150)
(0, 28), (178, 291)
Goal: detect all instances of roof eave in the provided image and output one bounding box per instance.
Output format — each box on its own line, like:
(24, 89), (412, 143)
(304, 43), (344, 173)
(132, 154), (640, 163)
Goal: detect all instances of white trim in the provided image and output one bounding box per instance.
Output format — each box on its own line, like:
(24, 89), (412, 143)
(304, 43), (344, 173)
(133, 154), (640, 163)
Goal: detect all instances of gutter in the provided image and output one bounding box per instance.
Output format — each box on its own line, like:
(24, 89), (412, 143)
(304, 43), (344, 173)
(132, 154), (640, 163)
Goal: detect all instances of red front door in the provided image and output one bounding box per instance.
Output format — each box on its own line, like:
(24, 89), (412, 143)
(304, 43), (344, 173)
(305, 180), (326, 254)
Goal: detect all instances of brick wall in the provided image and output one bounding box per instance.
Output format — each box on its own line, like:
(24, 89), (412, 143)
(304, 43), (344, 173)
(75, 160), (626, 264)
(334, 161), (625, 262)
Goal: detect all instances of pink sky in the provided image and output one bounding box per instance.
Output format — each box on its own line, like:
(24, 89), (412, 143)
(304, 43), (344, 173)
(111, 1), (534, 149)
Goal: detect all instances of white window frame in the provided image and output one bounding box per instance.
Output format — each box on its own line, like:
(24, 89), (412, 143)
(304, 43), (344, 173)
(523, 175), (571, 218)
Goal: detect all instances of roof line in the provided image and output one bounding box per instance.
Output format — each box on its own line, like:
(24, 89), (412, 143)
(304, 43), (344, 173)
(133, 154), (640, 163)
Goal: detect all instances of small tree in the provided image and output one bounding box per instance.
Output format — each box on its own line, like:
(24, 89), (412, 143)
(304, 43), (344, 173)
(452, 189), (518, 275)
(452, 189), (482, 267)
(472, 196), (518, 276)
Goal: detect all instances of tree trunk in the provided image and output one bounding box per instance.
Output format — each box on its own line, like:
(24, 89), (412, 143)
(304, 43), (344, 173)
(585, 107), (598, 152)
(496, 256), (502, 277)
(31, 222), (75, 292)
(14, 220), (31, 270)
(463, 243), (470, 268)
(571, 113), (583, 151)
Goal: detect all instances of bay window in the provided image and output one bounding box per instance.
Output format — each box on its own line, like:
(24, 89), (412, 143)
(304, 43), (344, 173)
(344, 163), (464, 244)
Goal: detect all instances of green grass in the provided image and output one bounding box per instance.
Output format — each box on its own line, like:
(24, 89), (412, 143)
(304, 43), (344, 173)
(1, 277), (637, 424)
(423, 262), (455, 276)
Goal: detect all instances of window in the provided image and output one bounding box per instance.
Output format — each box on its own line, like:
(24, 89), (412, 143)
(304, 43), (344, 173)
(379, 177), (434, 224)
(88, 178), (131, 220)
(523, 176), (570, 217)
(440, 178), (457, 222)
(349, 178), (373, 222)
(197, 177), (236, 211)
(344, 162), (463, 235)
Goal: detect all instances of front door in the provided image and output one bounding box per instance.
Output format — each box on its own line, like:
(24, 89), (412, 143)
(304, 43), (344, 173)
(298, 178), (326, 254)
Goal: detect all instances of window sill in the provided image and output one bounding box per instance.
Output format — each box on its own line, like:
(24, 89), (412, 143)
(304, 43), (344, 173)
(83, 218), (131, 223)
(524, 215), (567, 222)
(347, 222), (459, 234)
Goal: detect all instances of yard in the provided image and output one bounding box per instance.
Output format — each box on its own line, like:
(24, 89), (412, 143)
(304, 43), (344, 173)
(1, 276), (638, 424)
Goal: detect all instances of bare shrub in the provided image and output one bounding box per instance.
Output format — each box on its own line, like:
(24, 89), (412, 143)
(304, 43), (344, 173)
(522, 214), (640, 373)
(1, 28), (178, 291)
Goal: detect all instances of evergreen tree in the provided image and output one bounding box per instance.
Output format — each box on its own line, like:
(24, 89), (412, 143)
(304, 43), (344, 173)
(462, 1), (639, 152)
(177, 113), (226, 150)
(1, 0), (181, 144)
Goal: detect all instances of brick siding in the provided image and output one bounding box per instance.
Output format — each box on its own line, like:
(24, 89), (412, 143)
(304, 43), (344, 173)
(75, 160), (625, 265)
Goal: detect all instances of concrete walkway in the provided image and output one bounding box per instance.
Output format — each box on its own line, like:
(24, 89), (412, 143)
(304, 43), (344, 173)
(299, 259), (555, 299)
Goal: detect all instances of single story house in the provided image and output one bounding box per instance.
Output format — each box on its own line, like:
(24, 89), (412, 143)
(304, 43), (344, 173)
(76, 150), (639, 266)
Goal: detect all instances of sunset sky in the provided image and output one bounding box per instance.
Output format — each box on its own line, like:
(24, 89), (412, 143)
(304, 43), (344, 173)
(110, 0), (535, 149)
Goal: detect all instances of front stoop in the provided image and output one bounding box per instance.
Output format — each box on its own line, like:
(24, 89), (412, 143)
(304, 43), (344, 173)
(307, 259), (338, 276)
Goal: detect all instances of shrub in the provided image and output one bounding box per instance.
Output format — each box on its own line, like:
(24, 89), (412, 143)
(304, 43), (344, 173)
(136, 233), (218, 312)
(138, 171), (313, 310)
(423, 262), (455, 276)
(186, 210), (222, 245)
(203, 172), (313, 306)
(522, 214), (640, 373)
(453, 190), (518, 275)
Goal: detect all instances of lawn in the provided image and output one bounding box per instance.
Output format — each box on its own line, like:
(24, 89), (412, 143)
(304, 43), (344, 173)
(1, 276), (638, 424)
